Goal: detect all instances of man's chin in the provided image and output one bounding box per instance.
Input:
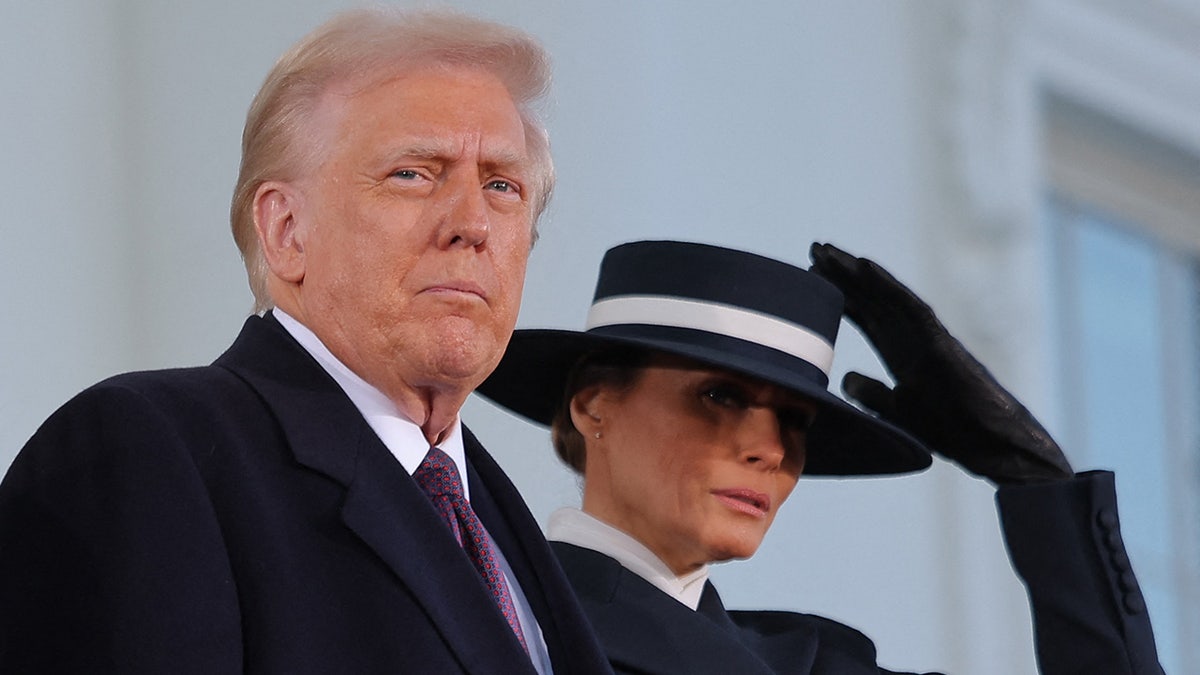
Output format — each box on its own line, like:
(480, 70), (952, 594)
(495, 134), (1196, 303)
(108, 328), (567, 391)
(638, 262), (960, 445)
(419, 340), (503, 388)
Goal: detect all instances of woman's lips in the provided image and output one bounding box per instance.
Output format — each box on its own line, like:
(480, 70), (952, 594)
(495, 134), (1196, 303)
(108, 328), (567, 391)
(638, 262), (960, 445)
(712, 488), (770, 517)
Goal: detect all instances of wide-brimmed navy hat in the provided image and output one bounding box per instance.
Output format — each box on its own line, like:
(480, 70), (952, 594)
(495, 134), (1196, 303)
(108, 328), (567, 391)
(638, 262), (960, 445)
(477, 240), (932, 476)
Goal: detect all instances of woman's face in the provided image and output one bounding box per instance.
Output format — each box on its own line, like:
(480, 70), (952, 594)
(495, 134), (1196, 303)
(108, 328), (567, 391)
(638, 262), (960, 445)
(575, 354), (815, 575)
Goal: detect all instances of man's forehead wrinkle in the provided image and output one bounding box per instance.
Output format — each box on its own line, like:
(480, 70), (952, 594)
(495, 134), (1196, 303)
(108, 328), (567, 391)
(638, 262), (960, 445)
(312, 66), (528, 161)
(384, 135), (529, 170)
(389, 139), (459, 160)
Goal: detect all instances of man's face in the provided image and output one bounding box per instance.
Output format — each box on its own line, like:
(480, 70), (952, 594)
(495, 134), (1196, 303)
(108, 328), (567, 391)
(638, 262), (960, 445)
(287, 65), (534, 406)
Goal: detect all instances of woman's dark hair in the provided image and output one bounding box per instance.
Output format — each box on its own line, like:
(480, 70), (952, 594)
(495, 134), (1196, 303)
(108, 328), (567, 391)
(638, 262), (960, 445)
(550, 346), (649, 474)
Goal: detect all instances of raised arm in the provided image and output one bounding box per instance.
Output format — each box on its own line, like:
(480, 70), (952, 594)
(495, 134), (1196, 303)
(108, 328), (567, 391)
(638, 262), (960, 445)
(809, 242), (1163, 674)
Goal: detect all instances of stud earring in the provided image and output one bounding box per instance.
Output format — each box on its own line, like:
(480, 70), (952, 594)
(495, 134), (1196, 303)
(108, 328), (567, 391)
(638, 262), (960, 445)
(594, 431), (602, 439)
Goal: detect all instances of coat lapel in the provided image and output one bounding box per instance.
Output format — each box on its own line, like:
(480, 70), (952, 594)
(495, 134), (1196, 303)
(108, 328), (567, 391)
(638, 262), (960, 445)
(465, 431), (612, 675)
(726, 606), (886, 675)
(337, 445), (536, 674)
(701, 585), (819, 675)
(214, 315), (534, 675)
(552, 542), (779, 675)
(553, 543), (886, 675)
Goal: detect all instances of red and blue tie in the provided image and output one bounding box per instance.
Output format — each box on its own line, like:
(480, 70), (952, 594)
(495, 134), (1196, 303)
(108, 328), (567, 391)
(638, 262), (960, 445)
(413, 447), (528, 652)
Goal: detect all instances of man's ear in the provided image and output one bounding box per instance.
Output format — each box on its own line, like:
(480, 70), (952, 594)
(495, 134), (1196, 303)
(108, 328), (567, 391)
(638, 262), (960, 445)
(253, 181), (307, 283)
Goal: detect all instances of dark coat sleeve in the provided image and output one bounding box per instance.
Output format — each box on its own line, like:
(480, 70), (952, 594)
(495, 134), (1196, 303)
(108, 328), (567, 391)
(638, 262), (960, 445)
(997, 470), (1164, 675)
(0, 380), (243, 674)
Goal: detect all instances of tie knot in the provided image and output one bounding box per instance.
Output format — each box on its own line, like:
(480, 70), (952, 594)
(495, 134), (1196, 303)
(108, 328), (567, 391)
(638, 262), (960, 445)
(413, 447), (464, 500)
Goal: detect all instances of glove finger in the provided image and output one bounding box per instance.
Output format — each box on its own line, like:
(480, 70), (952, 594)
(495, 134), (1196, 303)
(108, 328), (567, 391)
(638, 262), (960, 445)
(841, 371), (897, 420)
(893, 382), (1074, 482)
(811, 243), (940, 376)
(810, 242), (939, 335)
(809, 244), (909, 366)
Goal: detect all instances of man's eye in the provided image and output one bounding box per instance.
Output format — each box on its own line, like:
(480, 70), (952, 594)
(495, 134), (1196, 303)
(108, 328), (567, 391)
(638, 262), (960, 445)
(486, 179), (516, 193)
(391, 169), (420, 180)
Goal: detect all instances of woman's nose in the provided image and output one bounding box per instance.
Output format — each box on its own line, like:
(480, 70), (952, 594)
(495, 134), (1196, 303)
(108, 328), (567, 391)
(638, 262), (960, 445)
(740, 408), (786, 470)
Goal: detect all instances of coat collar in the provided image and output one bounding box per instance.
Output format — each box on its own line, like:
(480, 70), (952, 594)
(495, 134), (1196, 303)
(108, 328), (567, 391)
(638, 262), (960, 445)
(214, 314), (537, 674)
(552, 542), (802, 674)
(551, 541), (901, 674)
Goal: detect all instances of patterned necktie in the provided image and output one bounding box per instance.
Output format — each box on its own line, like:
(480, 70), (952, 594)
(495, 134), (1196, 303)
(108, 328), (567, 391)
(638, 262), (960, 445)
(413, 447), (528, 652)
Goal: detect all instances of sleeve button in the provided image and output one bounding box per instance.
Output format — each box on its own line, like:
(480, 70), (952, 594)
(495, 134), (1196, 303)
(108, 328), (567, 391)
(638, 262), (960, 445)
(1119, 571), (1138, 592)
(1097, 508), (1118, 529)
(1123, 593), (1146, 614)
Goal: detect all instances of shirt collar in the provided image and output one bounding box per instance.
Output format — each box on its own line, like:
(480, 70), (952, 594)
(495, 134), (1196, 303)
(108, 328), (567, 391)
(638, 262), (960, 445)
(547, 507), (709, 610)
(273, 309), (470, 498)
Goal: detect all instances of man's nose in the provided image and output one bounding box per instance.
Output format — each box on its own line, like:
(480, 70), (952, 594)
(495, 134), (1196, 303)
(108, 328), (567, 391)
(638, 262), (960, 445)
(739, 407), (786, 471)
(436, 175), (489, 249)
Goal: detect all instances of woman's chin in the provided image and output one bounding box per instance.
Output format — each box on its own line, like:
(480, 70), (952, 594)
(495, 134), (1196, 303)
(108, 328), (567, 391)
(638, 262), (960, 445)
(705, 537), (764, 564)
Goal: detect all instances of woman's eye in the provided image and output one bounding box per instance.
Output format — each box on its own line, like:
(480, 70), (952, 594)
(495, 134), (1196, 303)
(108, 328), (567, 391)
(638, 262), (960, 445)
(703, 385), (747, 408)
(779, 408), (816, 433)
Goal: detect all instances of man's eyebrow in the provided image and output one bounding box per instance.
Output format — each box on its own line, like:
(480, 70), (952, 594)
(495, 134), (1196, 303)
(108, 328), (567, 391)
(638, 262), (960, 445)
(383, 143), (529, 170)
(387, 142), (453, 160)
(480, 147), (529, 170)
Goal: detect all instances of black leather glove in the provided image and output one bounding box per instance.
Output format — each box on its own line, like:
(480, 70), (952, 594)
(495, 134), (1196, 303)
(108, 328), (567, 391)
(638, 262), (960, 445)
(809, 242), (1074, 485)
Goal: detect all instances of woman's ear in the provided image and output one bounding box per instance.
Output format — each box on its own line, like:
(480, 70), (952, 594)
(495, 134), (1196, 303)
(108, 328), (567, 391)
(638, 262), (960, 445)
(569, 385), (605, 439)
(253, 181), (307, 283)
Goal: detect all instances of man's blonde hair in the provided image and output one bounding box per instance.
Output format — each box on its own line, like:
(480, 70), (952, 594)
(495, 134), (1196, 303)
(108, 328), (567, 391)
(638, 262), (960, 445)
(230, 8), (554, 311)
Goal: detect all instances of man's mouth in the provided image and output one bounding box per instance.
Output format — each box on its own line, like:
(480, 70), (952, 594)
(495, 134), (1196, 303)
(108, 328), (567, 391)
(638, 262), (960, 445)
(422, 280), (487, 301)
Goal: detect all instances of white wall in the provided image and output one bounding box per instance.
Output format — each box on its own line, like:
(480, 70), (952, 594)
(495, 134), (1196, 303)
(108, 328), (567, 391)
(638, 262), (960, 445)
(5, 1), (1198, 672)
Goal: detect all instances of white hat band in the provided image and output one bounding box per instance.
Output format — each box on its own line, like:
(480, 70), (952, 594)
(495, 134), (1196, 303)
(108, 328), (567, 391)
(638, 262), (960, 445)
(585, 295), (835, 376)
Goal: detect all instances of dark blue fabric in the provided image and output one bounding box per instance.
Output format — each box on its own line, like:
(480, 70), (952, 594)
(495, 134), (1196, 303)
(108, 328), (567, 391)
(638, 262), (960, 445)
(587, 323), (831, 388)
(0, 314), (612, 675)
(592, 240), (843, 344)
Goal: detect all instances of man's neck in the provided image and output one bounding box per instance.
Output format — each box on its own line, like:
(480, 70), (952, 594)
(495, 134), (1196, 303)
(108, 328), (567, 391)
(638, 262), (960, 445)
(404, 389), (467, 447)
(272, 308), (468, 442)
(271, 304), (471, 445)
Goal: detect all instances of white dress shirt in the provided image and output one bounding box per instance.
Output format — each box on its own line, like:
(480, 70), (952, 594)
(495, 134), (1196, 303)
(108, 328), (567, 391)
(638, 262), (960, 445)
(275, 310), (551, 674)
(547, 507), (710, 610)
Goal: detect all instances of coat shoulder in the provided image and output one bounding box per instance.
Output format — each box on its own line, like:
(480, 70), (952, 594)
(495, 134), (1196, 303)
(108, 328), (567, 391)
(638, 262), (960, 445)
(724, 605), (868, 634)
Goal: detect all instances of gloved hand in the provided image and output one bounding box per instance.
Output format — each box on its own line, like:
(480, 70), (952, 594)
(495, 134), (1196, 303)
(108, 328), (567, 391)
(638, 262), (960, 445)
(809, 242), (1074, 485)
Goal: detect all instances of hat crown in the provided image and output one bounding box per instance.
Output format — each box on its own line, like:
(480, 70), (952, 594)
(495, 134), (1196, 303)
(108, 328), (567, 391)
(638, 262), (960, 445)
(590, 240), (844, 346)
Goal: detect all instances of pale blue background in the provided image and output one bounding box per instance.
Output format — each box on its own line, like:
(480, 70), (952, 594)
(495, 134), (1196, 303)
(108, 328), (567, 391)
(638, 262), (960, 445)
(4, 2), (1200, 672)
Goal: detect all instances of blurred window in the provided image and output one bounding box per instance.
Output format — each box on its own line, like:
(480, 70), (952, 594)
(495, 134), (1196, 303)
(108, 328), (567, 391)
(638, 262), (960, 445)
(1045, 96), (1200, 673)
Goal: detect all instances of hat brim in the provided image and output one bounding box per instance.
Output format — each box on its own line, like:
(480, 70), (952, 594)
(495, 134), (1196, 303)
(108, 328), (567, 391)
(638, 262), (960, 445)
(476, 328), (932, 477)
